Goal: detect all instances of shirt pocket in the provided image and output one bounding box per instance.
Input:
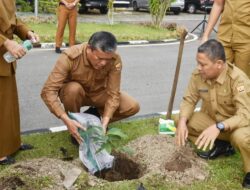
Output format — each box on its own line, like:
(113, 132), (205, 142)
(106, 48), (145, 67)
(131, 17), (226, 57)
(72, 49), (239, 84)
(95, 70), (108, 85)
(217, 92), (235, 114)
(199, 89), (210, 102)
(217, 91), (233, 105)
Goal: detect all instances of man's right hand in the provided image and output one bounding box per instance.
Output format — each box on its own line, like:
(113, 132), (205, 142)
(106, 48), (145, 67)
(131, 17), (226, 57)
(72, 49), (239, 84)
(60, 113), (86, 144)
(175, 117), (189, 146)
(4, 39), (26, 59)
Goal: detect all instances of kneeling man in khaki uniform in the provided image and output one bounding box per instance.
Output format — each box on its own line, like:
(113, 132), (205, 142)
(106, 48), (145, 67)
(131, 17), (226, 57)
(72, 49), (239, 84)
(175, 39), (250, 188)
(41, 31), (140, 143)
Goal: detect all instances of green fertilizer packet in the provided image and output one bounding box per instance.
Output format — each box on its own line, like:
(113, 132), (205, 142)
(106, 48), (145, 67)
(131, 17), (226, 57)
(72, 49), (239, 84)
(158, 118), (176, 135)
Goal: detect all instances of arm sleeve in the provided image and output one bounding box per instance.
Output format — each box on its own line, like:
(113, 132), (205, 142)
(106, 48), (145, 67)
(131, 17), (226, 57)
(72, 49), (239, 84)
(13, 18), (30, 40)
(0, 34), (7, 47)
(223, 79), (250, 130)
(41, 54), (71, 118)
(103, 57), (122, 119)
(180, 74), (200, 120)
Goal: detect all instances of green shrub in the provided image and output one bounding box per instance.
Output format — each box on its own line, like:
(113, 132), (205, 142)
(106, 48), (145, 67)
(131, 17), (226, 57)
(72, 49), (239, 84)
(149, 0), (174, 28)
(39, 0), (58, 14)
(16, 0), (33, 12)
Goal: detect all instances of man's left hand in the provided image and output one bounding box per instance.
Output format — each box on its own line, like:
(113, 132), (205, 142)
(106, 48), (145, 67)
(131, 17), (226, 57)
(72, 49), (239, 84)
(195, 124), (220, 151)
(27, 31), (40, 43)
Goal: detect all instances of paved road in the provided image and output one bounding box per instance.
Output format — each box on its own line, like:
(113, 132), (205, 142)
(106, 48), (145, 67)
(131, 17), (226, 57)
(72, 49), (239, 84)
(17, 11), (218, 132)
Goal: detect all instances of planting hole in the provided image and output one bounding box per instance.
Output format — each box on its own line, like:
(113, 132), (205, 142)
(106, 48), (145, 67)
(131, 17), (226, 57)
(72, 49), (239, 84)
(94, 152), (144, 181)
(0, 176), (25, 189)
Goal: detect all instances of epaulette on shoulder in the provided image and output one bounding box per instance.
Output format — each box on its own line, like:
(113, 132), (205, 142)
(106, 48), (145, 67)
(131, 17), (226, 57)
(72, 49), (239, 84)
(227, 62), (238, 80)
(63, 44), (84, 60)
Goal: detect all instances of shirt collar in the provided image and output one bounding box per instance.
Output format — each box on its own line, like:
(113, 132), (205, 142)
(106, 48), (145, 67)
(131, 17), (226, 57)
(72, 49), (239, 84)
(83, 44), (91, 67)
(204, 63), (228, 86)
(215, 63), (228, 85)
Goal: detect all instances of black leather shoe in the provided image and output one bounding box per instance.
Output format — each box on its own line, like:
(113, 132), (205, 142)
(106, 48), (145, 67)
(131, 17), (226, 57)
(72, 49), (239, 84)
(197, 140), (235, 160)
(55, 47), (62, 54)
(19, 144), (34, 151)
(243, 172), (250, 188)
(84, 106), (101, 119)
(0, 156), (15, 165)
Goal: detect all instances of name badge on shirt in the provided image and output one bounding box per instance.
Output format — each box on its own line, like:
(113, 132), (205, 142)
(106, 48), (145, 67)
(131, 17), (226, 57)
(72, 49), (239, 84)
(198, 88), (208, 93)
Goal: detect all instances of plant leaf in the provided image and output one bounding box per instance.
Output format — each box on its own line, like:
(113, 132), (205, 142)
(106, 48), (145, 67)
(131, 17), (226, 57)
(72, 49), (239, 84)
(107, 128), (128, 139)
(107, 135), (122, 142)
(96, 143), (112, 154)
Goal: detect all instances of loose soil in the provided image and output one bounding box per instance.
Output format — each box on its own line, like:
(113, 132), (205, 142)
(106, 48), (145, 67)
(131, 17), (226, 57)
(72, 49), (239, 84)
(126, 135), (209, 184)
(94, 151), (144, 182)
(0, 135), (209, 189)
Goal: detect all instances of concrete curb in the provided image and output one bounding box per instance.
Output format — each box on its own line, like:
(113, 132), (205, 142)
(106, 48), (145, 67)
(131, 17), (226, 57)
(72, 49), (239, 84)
(34, 33), (198, 49)
(21, 107), (202, 135)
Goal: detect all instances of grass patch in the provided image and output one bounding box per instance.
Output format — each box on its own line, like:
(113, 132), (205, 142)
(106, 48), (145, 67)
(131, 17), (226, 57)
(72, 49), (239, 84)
(28, 22), (179, 43)
(0, 117), (244, 189)
(19, 15), (180, 43)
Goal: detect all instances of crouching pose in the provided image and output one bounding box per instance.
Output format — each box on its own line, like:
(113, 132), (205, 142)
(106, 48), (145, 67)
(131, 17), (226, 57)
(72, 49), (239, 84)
(175, 39), (250, 188)
(41, 31), (140, 144)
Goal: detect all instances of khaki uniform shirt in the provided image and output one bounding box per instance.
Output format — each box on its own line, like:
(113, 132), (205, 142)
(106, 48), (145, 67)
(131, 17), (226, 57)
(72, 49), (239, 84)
(41, 43), (122, 119)
(218, 0), (250, 43)
(0, 0), (29, 76)
(180, 63), (250, 131)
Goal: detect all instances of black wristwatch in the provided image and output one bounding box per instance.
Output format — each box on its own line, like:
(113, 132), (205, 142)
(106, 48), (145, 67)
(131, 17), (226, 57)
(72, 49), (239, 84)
(216, 122), (225, 132)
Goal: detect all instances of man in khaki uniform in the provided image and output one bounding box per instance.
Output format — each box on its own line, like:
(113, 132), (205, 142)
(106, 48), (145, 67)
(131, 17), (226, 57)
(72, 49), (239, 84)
(202, 0), (250, 78)
(55, 0), (79, 53)
(0, 0), (39, 165)
(175, 40), (250, 188)
(41, 31), (140, 144)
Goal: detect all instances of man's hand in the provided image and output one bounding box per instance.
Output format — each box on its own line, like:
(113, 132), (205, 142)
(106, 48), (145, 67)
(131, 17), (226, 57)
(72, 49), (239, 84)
(27, 31), (40, 43)
(175, 117), (188, 146)
(101, 116), (110, 133)
(66, 2), (76, 9)
(195, 124), (220, 151)
(61, 113), (86, 144)
(3, 39), (26, 59)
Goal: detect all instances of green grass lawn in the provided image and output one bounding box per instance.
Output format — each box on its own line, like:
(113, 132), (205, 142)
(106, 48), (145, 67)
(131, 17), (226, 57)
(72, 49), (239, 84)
(28, 22), (179, 43)
(20, 15), (180, 43)
(0, 117), (245, 190)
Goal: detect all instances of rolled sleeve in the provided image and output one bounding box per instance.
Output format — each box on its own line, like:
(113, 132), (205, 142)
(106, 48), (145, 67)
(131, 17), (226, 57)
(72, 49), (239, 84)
(0, 34), (7, 47)
(103, 58), (122, 119)
(13, 18), (30, 40)
(41, 54), (71, 118)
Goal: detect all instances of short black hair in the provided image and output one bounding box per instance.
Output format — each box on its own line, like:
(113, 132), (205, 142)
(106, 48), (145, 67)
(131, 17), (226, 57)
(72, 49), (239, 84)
(88, 31), (117, 53)
(198, 39), (226, 62)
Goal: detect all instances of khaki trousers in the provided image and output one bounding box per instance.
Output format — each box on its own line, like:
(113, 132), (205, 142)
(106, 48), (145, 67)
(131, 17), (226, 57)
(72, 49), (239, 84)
(220, 39), (250, 78)
(0, 75), (21, 157)
(55, 5), (77, 48)
(59, 82), (140, 122)
(187, 112), (250, 173)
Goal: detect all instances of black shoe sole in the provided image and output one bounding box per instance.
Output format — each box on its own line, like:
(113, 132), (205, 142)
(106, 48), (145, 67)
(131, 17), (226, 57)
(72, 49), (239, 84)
(197, 145), (235, 160)
(19, 144), (34, 151)
(0, 157), (15, 165)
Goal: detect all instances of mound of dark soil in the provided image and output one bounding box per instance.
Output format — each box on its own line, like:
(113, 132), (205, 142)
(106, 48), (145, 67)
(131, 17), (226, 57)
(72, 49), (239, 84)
(0, 135), (209, 189)
(126, 135), (209, 185)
